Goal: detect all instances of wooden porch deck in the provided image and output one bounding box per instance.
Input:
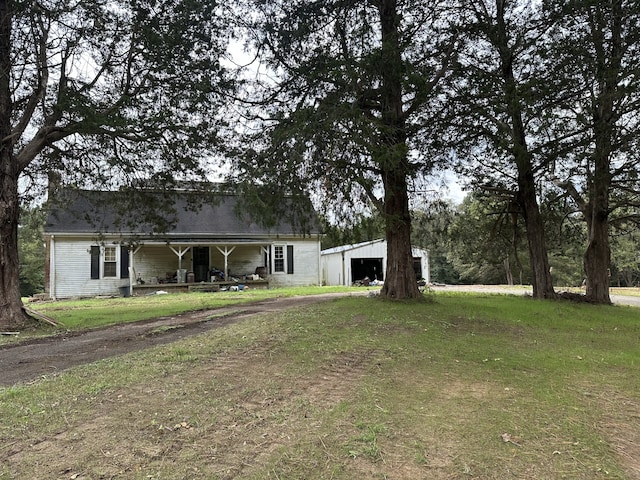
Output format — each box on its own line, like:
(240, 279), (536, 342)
(132, 279), (269, 295)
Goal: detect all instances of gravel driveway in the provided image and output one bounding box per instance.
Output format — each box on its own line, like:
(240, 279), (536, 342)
(431, 284), (640, 307)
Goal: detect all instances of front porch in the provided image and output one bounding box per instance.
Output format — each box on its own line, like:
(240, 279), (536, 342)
(131, 278), (270, 295)
(128, 241), (272, 293)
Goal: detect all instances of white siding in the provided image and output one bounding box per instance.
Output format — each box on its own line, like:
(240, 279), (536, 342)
(209, 245), (264, 278)
(51, 238), (129, 298)
(268, 240), (320, 287)
(133, 245), (184, 282)
(322, 252), (344, 286)
(50, 236), (322, 297)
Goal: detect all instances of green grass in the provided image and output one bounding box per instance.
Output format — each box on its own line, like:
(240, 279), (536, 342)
(1, 292), (639, 479)
(22, 286), (352, 330)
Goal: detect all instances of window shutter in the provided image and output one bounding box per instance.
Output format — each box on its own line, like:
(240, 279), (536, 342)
(90, 246), (100, 279)
(287, 245), (294, 274)
(120, 246), (129, 279)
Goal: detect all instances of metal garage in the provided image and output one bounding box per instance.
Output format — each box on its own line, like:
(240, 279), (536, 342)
(321, 239), (430, 287)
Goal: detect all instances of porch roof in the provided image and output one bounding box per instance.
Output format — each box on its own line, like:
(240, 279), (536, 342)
(132, 237), (278, 246)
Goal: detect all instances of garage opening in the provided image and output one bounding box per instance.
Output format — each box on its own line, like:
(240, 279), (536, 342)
(351, 258), (383, 283)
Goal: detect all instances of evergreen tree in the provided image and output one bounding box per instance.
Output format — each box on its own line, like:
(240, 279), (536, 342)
(547, 0), (640, 303)
(0, 0), (231, 328)
(449, 0), (557, 298)
(230, 0), (460, 299)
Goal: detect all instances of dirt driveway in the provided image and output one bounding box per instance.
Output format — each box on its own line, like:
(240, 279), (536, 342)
(2, 288), (637, 388)
(0, 293), (354, 387)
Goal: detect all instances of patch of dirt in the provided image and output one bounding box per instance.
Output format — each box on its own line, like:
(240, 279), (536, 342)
(301, 348), (385, 408)
(2, 325), (397, 479)
(0, 293), (358, 387)
(593, 389), (640, 479)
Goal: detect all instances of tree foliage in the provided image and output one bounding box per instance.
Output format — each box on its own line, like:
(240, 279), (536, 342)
(411, 200), (459, 284)
(610, 221), (640, 287)
(230, 0), (461, 299)
(539, 190), (585, 287)
(18, 206), (46, 297)
(12, 0), (230, 193)
(447, 193), (528, 285)
(547, 0), (640, 302)
(321, 212), (384, 251)
(1, 0), (232, 328)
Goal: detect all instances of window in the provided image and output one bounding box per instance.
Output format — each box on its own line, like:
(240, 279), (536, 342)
(274, 246), (285, 273)
(272, 245), (294, 274)
(103, 247), (117, 277)
(91, 245), (128, 279)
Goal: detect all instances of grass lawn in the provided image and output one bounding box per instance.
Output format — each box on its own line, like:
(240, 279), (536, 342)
(1, 292), (639, 479)
(16, 286), (351, 332)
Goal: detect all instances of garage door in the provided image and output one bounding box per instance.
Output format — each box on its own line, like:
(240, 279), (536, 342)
(351, 258), (384, 283)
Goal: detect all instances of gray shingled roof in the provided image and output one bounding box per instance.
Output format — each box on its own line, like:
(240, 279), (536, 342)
(45, 190), (320, 237)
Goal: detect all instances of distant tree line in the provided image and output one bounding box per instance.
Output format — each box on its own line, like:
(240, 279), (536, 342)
(320, 192), (638, 289)
(412, 196), (638, 289)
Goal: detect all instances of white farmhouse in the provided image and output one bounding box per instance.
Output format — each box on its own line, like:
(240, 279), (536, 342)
(44, 190), (322, 298)
(321, 239), (429, 287)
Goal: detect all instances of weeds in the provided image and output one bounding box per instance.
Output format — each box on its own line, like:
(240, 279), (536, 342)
(348, 423), (387, 461)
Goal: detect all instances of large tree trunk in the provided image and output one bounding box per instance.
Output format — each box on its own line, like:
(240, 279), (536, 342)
(0, 171), (31, 329)
(495, 0), (555, 299)
(583, 214), (611, 303)
(519, 179), (555, 298)
(0, 0), (32, 329)
(583, 117), (612, 304)
(375, 0), (420, 300)
(380, 168), (421, 299)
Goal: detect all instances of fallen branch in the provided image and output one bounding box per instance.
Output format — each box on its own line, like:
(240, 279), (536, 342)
(23, 307), (62, 327)
(1, 332), (20, 336)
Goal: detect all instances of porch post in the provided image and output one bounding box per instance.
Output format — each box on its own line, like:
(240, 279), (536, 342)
(129, 248), (133, 295)
(261, 246), (270, 274)
(216, 246), (236, 280)
(129, 245), (142, 294)
(169, 246), (191, 271)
